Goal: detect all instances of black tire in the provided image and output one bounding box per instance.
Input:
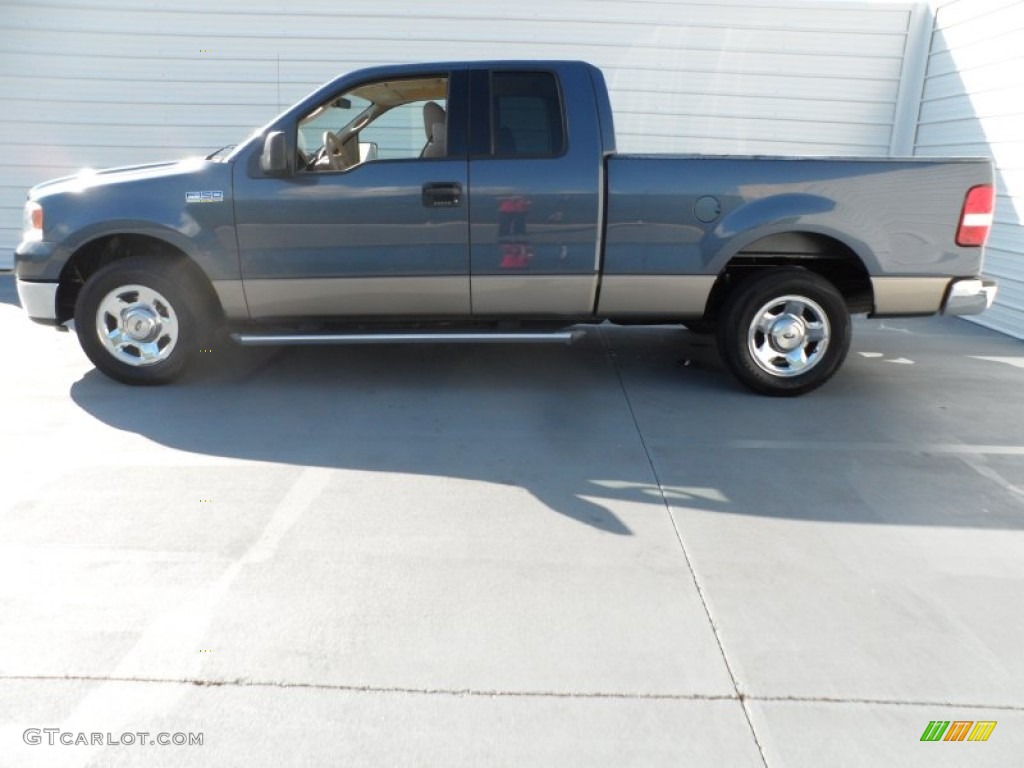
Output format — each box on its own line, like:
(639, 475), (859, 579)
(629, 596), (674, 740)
(716, 268), (851, 396)
(74, 257), (210, 385)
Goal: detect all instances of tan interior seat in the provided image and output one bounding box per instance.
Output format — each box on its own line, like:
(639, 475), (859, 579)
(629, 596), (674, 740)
(421, 101), (446, 158)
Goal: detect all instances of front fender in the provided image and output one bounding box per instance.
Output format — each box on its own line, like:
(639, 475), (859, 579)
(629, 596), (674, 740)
(16, 220), (237, 283)
(16, 159), (239, 282)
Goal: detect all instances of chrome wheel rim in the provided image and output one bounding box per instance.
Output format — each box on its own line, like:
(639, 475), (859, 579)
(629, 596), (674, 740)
(95, 284), (179, 366)
(747, 294), (830, 378)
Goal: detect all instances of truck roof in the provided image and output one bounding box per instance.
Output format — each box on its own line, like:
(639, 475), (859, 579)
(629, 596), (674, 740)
(310, 59), (597, 98)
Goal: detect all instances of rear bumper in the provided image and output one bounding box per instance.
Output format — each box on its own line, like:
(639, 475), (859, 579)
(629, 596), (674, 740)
(942, 278), (998, 316)
(16, 278), (59, 322)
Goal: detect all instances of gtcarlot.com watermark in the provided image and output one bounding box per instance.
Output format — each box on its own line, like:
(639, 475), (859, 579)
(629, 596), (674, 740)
(24, 728), (203, 747)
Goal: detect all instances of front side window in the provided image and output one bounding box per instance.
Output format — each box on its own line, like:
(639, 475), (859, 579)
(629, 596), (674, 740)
(491, 72), (565, 157)
(298, 75), (449, 171)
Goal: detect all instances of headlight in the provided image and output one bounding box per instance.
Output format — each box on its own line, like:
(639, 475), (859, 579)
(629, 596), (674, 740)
(23, 201), (43, 242)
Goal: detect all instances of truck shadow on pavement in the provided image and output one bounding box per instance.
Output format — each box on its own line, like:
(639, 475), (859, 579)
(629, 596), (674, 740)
(68, 324), (1024, 534)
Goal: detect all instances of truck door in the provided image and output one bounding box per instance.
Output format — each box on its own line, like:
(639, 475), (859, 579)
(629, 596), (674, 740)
(234, 71), (470, 319)
(467, 68), (603, 316)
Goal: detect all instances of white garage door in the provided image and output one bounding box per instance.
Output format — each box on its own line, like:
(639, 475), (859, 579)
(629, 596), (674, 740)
(0, 0), (919, 263)
(915, 0), (1024, 338)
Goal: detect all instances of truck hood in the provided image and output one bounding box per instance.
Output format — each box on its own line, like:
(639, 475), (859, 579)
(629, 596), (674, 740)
(29, 157), (224, 200)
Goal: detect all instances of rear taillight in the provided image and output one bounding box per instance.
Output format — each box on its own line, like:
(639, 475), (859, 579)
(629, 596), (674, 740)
(956, 184), (994, 247)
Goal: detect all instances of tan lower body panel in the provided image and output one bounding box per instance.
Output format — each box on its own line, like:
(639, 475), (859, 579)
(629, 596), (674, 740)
(871, 277), (951, 316)
(211, 280), (249, 320)
(471, 275), (598, 315)
(243, 276), (470, 318)
(597, 275), (716, 317)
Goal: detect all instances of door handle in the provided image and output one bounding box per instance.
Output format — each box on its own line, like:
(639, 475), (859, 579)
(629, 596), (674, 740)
(422, 182), (462, 208)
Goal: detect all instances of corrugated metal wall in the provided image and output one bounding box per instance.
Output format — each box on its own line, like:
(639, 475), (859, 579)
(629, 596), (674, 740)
(915, 0), (1024, 338)
(0, 0), (919, 262)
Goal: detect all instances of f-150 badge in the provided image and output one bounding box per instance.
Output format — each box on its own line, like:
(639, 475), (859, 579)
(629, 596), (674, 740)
(185, 191), (224, 203)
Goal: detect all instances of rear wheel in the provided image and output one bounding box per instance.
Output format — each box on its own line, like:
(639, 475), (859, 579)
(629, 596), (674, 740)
(716, 268), (850, 396)
(74, 257), (208, 385)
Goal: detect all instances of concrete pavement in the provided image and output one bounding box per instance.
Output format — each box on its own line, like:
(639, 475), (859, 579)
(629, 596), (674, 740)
(1, 274), (1022, 766)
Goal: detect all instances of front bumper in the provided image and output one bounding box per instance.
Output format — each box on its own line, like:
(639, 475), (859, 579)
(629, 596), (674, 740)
(942, 278), (998, 316)
(16, 278), (59, 322)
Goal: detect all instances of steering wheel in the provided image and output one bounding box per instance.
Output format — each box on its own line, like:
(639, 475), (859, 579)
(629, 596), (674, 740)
(323, 130), (346, 171)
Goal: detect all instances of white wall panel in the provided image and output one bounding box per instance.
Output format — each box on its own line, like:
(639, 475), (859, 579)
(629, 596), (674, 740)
(0, 0), (918, 263)
(915, 0), (1024, 338)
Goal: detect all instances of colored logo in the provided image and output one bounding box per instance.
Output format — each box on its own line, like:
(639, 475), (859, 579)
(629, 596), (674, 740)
(920, 720), (996, 742)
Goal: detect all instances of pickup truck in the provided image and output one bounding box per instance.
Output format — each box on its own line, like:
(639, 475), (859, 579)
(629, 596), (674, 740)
(14, 60), (997, 395)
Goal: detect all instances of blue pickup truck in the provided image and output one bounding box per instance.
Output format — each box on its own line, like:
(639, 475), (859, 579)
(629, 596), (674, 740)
(14, 60), (996, 395)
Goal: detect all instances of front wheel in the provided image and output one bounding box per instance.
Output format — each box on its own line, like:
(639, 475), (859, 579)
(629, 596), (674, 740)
(74, 257), (208, 385)
(716, 268), (851, 396)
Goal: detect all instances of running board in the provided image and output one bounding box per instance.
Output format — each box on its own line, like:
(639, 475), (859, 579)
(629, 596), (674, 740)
(230, 329), (584, 346)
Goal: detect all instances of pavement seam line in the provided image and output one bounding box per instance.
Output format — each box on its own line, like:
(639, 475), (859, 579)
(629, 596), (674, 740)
(751, 694), (1024, 712)
(0, 675), (734, 701)
(4, 676), (1023, 712)
(597, 326), (770, 768)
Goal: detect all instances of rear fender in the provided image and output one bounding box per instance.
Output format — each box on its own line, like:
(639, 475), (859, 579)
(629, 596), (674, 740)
(705, 194), (881, 275)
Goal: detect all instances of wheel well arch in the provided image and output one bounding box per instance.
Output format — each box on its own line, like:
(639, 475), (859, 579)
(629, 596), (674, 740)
(703, 231), (874, 321)
(56, 233), (223, 324)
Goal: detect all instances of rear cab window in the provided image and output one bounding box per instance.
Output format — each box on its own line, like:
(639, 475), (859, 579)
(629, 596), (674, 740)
(490, 72), (566, 157)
